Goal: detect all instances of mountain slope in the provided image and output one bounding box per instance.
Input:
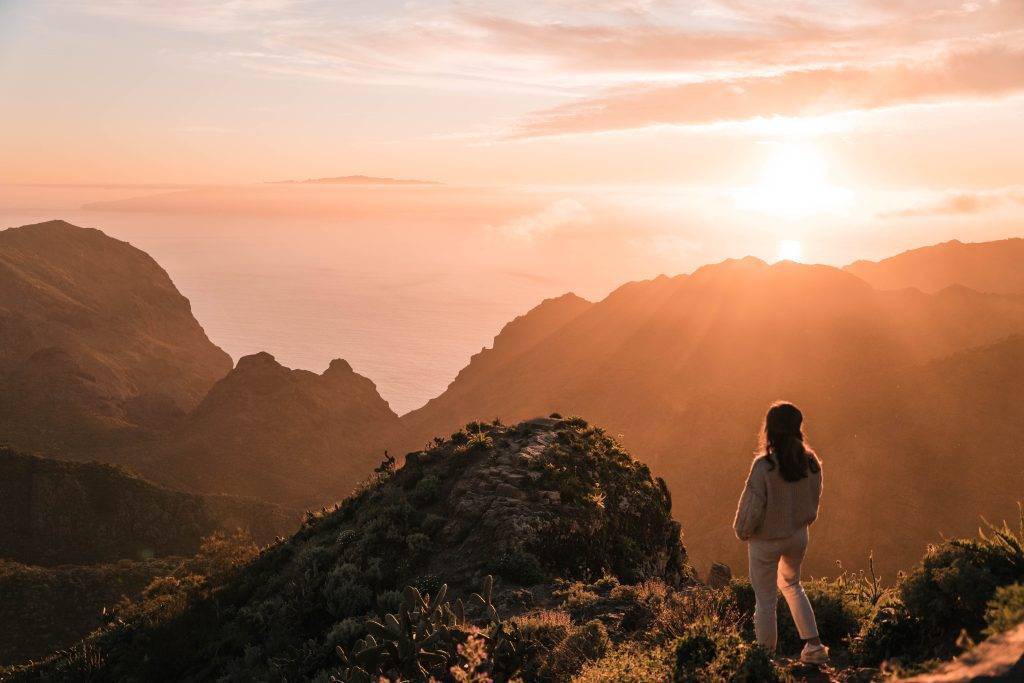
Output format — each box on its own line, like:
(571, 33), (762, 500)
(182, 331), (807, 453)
(0, 220), (232, 455)
(402, 258), (1024, 574)
(134, 352), (405, 508)
(13, 417), (687, 681)
(0, 446), (296, 566)
(845, 237), (1024, 294)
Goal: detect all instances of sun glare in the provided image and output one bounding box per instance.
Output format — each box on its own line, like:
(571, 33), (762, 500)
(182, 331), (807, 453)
(734, 142), (851, 217)
(776, 239), (804, 262)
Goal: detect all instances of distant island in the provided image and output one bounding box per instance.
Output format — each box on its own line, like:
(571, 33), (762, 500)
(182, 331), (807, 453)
(268, 175), (442, 186)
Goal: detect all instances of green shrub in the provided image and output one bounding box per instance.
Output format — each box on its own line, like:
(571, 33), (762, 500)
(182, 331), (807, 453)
(375, 589), (404, 615)
(513, 610), (574, 680)
(671, 621), (789, 682)
(851, 600), (926, 666)
(541, 619), (610, 681)
(576, 642), (671, 682)
(491, 549), (546, 586)
(405, 533), (432, 560)
(410, 474), (442, 505)
(326, 618), (364, 647)
(985, 583), (1024, 636)
(899, 533), (1024, 649)
(672, 628), (718, 674)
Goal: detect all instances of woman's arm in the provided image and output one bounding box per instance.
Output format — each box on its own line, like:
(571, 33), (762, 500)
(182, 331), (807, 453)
(733, 460), (767, 541)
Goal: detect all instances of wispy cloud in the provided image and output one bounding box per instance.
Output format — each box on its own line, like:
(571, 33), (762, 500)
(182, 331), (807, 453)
(510, 46), (1024, 137)
(59, 0), (1024, 135)
(489, 198), (591, 239)
(883, 189), (1024, 218)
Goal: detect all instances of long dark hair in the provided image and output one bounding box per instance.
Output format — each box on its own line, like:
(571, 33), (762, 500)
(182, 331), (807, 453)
(760, 401), (820, 482)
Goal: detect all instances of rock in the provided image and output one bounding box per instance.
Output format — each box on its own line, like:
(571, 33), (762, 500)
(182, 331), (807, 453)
(898, 621), (1024, 681)
(707, 561), (732, 588)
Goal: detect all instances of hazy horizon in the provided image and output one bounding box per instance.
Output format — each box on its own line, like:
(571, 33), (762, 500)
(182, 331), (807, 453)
(3, 180), (1021, 414)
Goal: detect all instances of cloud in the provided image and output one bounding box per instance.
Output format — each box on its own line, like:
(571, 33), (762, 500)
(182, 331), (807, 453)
(489, 198), (591, 239)
(510, 46), (1024, 137)
(883, 189), (1024, 218)
(61, 1), (1024, 87)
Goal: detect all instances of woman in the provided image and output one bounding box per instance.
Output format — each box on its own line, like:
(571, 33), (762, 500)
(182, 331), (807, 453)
(733, 401), (828, 664)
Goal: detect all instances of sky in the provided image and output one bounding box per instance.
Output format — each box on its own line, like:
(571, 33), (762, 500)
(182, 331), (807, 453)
(1, 0), (1023, 261)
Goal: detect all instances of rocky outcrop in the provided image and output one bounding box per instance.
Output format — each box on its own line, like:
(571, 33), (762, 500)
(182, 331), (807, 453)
(17, 417), (689, 680)
(898, 621), (1024, 682)
(0, 220), (232, 456)
(136, 352), (405, 508)
(0, 446), (295, 566)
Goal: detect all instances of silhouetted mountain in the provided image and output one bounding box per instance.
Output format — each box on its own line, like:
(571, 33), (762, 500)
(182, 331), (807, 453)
(402, 258), (1024, 574)
(845, 237), (1024, 294)
(134, 352), (405, 508)
(0, 446), (295, 566)
(0, 220), (232, 456)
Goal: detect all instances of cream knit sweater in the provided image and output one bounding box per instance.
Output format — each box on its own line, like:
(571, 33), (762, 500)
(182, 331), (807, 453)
(733, 454), (822, 541)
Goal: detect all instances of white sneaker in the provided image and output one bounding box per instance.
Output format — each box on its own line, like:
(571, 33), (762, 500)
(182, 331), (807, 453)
(800, 643), (829, 665)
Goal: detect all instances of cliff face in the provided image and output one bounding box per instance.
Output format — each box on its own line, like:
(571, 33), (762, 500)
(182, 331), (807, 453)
(0, 446), (296, 566)
(402, 259), (1024, 574)
(138, 352), (405, 508)
(845, 237), (1024, 294)
(0, 220), (232, 455)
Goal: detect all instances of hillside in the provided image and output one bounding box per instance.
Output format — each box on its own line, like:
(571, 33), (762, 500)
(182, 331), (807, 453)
(10, 417), (1023, 682)
(0, 220), (232, 456)
(10, 417), (688, 680)
(129, 352), (404, 508)
(402, 258), (1024, 574)
(845, 237), (1024, 294)
(0, 446), (296, 566)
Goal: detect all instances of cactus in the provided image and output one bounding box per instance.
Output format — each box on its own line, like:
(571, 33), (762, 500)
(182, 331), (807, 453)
(333, 575), (521, 681)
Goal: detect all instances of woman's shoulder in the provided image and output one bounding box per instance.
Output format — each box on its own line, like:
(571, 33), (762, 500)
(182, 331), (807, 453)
(806, 450), (822, 474)
(750, 454), (772, 472)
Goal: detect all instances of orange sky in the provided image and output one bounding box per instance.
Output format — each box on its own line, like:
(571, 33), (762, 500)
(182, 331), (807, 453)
(1, 1), (1023, 250)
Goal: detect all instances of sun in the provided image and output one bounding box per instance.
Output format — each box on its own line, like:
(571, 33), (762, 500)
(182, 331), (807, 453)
(734, 142), (851, 217)
(776, 239), (804, 262)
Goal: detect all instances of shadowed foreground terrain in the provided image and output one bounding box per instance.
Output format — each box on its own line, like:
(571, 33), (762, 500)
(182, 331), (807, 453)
(6, 418), (1024, 682)
(0, 446), (296, 566)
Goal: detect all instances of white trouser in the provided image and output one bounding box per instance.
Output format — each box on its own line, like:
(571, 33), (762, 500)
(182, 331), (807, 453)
(747, 526), (819, 651)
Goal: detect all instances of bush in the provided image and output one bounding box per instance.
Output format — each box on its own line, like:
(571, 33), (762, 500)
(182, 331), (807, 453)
(541, 619), (610, 681)
(985, 583), (1024, 636)
(576, 642), (671, 682)
(850, 602), (923, 666)
(513, 610), (574, 680)
(672, 627), (718, 674)
(410, 474), (442, 505)
(898, 531), (1024, 650)
(671, 621), (789, 682)
(491, 549), (546, 586)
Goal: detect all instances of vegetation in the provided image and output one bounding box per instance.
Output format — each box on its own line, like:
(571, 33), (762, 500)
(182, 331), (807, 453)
(5, 417), (687, 681)
(0, 531), (257, 667)
(5, 416), (1023, 681)
(0, 446), (295, 566)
